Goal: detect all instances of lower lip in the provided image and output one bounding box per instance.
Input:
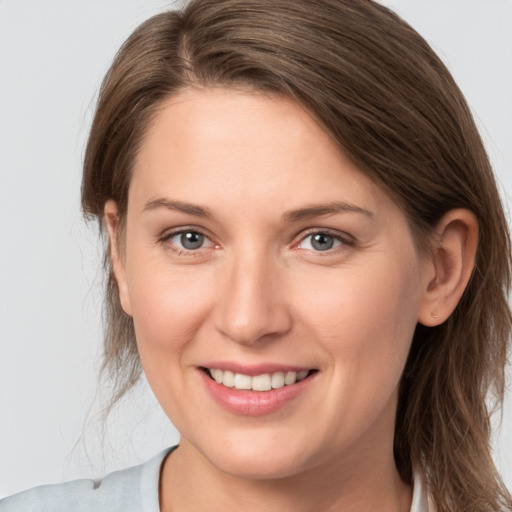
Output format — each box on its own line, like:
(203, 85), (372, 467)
(199, 370), (316, 416)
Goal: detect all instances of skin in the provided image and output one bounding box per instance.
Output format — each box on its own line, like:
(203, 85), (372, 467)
(105, 88), (478, 512)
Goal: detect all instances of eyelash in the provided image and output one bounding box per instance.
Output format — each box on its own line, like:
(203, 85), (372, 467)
(293, 228), (354, 255)
(159, 227), (215, 256)
(159, 227), (354, 256)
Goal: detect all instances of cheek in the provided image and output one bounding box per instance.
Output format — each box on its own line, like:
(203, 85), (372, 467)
(296, 257), (421, 393)
(126, 256), (214, 358)
(295, 259), (421, 445)
(124, 260), (217, 425)
(299, 258), (419, 340)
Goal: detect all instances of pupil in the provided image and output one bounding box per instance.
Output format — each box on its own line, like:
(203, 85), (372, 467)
(181, 232), (204, 250)
(312, 233), (334, 251)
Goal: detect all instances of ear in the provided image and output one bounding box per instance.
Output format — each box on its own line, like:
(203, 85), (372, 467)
(417, 209), (478, 327)
(104, 199), (132, 317)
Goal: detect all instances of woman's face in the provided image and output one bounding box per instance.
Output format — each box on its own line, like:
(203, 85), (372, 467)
(109, 88), (432, 479)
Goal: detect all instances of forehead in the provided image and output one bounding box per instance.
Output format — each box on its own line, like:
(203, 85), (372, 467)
(129, 87), (392, 218)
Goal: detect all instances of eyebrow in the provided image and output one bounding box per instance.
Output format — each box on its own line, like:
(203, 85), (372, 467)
(143, 197), (374, 222)
(282, 202), (374, 222)
(143, 197), (212, 218)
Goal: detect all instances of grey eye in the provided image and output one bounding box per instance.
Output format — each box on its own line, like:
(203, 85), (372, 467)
(172, 231), (206, 250)
(311, 233), (335, 251)
(298, 232), (343, 252)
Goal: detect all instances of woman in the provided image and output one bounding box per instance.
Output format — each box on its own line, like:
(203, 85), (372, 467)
(1, 0), (510, 511)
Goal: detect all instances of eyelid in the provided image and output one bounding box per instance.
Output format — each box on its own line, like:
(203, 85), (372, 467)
(293, 227), (355, 251)
(158, 225), (354, 255)
(159, 226), (218, 253)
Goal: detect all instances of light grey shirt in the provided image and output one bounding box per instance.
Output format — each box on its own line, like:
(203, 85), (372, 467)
(0, 448), (429, 511)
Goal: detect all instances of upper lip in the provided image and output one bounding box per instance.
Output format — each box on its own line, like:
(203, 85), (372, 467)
(200, 362), (315, 376)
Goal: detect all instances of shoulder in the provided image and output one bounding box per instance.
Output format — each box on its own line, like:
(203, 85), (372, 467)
(411, 471), (432, 512)
(0, 448), (172, 512)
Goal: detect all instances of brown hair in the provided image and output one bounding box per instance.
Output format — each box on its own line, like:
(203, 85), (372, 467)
(81, 1), (512, 510)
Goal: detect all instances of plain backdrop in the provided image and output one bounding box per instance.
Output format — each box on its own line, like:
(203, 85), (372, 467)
(1, 0), (511, 499)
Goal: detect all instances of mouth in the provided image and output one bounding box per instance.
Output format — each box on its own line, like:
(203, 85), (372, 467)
(199, 365), (319, 416)
(201, 367), (317, 392)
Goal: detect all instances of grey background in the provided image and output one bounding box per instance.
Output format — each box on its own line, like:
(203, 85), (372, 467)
(1, 0), (511, 498)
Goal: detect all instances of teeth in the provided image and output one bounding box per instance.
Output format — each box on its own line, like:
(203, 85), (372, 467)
(208, 368), (311, 391)
(223, 370), (235, 388)
(252, 374), (272, 391)
(271, 372), (285, 389)
(297, 370), (309, 381)
(284, 371), (297, 385)
(233, 373), (252, 390)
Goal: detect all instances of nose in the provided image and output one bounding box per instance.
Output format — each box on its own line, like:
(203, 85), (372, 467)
(212, 249), (292, 346)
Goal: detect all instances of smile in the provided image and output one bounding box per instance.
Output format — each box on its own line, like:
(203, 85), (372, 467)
(200, 365), (318, 416)
(207, 368), (312, 391)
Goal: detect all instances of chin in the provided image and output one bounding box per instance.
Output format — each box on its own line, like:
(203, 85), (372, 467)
(214, 451), (308, 481)
(194, 432), (320, 481)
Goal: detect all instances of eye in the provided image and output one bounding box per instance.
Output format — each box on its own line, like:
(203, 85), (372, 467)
(297, 232), (344, 252)
(166, 230), (214, 251)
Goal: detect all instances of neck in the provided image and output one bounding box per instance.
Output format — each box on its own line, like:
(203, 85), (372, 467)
(159, 438), (412, 512)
